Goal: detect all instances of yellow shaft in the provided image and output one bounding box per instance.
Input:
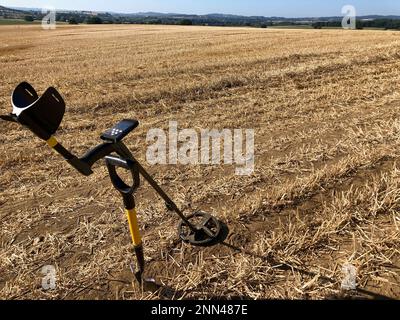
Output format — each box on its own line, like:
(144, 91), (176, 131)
(47, 136), (59, 148)
(126, 208), (142, 247)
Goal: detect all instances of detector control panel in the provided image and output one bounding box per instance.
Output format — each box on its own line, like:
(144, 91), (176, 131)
(101, 119), (139, 143)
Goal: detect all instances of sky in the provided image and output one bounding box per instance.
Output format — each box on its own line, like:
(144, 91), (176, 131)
(1, 0), (399, 18)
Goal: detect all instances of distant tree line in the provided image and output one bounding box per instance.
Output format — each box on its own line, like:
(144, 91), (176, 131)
(7, 10), (400, 29)
(312, 19), (400, 30)
(15, 11), (278, 26)
(66, 15), (400, 29)
(361, 19), (400, 29)
(76, 16), (276, 27)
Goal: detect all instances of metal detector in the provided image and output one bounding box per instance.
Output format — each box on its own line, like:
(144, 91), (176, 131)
(1, 82), (225, 290)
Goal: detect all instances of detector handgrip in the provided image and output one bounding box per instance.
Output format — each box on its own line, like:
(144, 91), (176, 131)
(105, 156), (140, 195)
(80, 143), (116, 168)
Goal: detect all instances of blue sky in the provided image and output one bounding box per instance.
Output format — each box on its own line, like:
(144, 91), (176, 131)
(1, 0), (399, 17)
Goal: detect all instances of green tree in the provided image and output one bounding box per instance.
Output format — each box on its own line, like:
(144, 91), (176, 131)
(24, 15), (34, 22)
(86, 16), (103, 24)
(179, 19), (193, 26)
(312, 22), (323, 29)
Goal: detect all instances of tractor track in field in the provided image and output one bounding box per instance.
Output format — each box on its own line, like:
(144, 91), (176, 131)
(82, 46), (400, 113)
(245, 155), (397, 234)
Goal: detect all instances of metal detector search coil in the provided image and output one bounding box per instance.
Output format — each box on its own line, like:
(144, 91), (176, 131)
(1, 81), (226, 290)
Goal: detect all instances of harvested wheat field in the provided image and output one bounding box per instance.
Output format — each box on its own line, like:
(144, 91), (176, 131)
(0, 24), (400, 300)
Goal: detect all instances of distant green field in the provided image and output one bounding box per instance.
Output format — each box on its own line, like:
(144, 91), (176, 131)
(0, 19), (69, 26)
(269, 25), (313, 29)
(0, 19), (40, 25)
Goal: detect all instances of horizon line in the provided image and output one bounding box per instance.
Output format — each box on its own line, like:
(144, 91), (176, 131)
(6, 6), (400, 19)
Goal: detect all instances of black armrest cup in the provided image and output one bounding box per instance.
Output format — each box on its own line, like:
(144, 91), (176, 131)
(11, 82), (65, 140)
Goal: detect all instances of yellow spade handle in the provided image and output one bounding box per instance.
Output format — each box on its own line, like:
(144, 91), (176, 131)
(126, 208), (142, 247)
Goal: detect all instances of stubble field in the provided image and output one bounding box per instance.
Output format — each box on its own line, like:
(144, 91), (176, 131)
(0, 24), (399, 300)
